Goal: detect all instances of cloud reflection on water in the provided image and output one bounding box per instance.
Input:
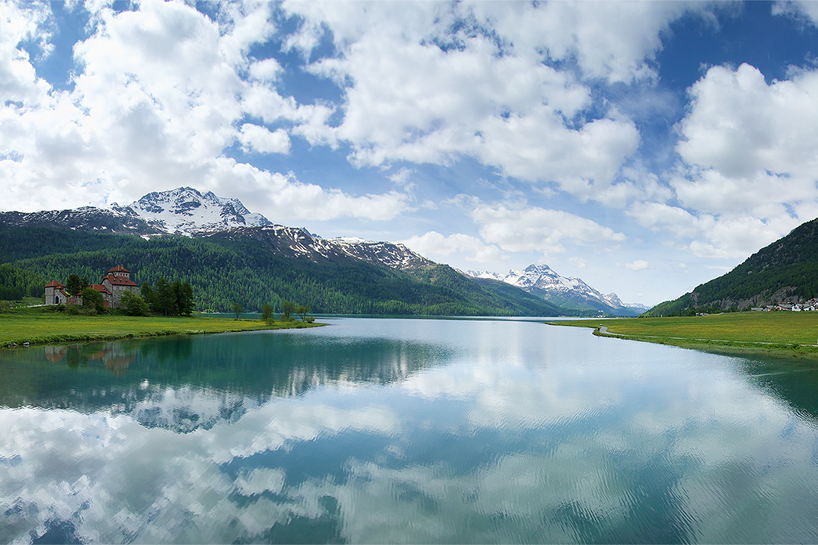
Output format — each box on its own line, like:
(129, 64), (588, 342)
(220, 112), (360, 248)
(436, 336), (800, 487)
(1, 320), (818, 543)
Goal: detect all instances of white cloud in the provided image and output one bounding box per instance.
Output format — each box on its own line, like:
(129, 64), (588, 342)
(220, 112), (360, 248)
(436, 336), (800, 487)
(625, 260), (649, 271)
(388, 167), (413, 187)
(238, 123), (291, 155)
(772, 1), (818, 25)
(207, 162), (411, 222)
(469, 202), (625, 256)
(626, 201), (799, 259)
(283, 1), (700, 198)
(677, 63), (818, 190)
(631, 62), (818, 258)
(403, 231), (505, 264)
(0, 0), (405, 223)
(0, 0), (52, 104)
(248, 58), (283, 83)
(466, 0), (697, 84)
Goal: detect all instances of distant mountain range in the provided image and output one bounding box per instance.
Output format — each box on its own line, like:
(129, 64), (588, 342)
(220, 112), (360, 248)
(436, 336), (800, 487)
(646, 216), (818, 316)
(0, 187), (433, 273)
(0, 188), (567, 315)
(0, 187), (642, 316)
(465, 265), (648, 316)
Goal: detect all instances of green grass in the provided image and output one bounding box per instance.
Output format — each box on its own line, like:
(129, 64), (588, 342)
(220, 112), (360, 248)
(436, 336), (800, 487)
(0, 306), (322, 347)
(549, 312), (818, 358)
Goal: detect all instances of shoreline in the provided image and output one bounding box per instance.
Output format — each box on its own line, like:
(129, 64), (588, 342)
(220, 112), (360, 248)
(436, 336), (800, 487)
(546, 320), (818, 360)
(1, 314), (325, 349)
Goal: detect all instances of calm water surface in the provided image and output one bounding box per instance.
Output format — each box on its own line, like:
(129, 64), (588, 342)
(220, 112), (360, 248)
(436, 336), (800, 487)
(2, 317), (818, 543)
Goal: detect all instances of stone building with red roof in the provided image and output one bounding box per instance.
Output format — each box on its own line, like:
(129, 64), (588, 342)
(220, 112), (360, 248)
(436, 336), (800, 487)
(44, 266), (138, 309)
(44, 280), (68, 305)
(101, 265), (139, 308)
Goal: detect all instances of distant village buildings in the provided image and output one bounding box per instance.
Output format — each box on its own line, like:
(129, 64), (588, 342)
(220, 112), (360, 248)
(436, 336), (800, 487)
(44, 265), (139, 309)
(750, 298), (818, 312)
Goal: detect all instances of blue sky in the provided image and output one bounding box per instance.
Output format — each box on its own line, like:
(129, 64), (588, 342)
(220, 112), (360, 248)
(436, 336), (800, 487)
(3, 0), (818, 305)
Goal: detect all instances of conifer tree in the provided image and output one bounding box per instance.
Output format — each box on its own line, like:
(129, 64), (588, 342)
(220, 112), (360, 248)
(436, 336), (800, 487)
(155, 277), (176, 316)
(173, 280), (194, 316)
(66, 274), (82, 296)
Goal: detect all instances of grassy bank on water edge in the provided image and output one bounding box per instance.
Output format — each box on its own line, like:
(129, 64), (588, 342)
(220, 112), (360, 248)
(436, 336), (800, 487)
(548, 312), (818, 358)
(0, 306), (323, 347)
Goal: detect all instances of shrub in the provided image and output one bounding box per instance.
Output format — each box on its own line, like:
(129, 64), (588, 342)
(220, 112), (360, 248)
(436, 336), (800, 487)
(121, 291), (151, 316)
(80, 286), (106, 313)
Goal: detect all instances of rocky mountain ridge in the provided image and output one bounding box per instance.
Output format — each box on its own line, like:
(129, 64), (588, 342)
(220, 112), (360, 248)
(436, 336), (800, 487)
(0, 187), (433, 274)
(113, 187), (272, 236)
(1, 187), (641, 312)
(465, 264), (648, 315)
(0, 187), (272, 237)
(208, 225), (434, 273)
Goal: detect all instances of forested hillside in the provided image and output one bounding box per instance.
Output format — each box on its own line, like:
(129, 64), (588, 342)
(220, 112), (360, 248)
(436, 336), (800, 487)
(646, 217), (818, 316)
(0, 224), (572, 316)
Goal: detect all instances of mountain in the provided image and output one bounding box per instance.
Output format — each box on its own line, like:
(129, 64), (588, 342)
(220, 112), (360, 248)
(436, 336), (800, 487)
(465, 264), (646, 316)
(646, 217), (818, 316)
(0, 187), (433, 274)
(0, 187), (271, 237)
(0, 188), (574, 316)
(120, 187), (272, 236)
(209, 226), (435, 273)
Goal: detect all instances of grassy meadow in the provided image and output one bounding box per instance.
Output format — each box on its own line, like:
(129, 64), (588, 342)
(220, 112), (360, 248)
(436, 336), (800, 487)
(0, 305), (322, 347)
(550, 311), (818, 358)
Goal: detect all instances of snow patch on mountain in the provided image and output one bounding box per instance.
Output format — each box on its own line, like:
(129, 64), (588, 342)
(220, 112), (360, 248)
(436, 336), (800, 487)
(119, 187), (272, 236)
(213, 225), (435, 273)
(465, 264), (648, 314)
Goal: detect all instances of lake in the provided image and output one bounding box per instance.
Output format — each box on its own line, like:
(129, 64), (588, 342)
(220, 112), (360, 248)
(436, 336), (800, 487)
(2, 317), (818, 543)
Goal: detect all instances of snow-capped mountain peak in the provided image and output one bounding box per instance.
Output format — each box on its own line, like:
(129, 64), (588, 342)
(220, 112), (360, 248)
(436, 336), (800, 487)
(465, 264), (647, 315)
(123, 187), (272, 236)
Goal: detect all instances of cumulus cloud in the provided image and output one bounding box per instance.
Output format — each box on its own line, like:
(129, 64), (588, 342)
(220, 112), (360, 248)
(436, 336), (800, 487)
(469, 202), (625, 256)
(280, 0), (718, 198)
(652, 62), (818, 257)
(238, 124), (291, 155)
(466, 0), (697, 84)
(388, 167), (414, 187)
(208, 162), (411, 222)
(677, 64), (818, 189)
(625, 260), (649, 271)
(5, 0), (811, 270)
(0, 0), (52, 103)
(403, 231), (505, 264)
(0, 0), (402, 222)
(626, 201), (800, 259)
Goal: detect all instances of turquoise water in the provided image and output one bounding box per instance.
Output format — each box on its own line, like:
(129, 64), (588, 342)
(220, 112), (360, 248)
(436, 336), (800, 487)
(1, 317), (818, 543)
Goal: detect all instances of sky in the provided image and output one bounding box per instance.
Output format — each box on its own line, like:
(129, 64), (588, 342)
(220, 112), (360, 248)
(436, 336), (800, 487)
(3, 0), (818, 306)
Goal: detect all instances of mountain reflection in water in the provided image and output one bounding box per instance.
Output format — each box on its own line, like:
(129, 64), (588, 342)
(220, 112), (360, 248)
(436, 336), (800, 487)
(0, 330), (444, 433)
(1, 318), (818, 544)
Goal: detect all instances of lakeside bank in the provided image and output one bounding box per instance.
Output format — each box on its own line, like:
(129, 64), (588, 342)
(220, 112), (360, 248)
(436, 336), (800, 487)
(549, 312), (818, 359)
(0, 307), (324, 348)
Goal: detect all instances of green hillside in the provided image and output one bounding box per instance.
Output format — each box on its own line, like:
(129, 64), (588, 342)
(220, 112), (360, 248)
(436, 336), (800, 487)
(646, 217), (818, 316)
(0, 225), (572, 316)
